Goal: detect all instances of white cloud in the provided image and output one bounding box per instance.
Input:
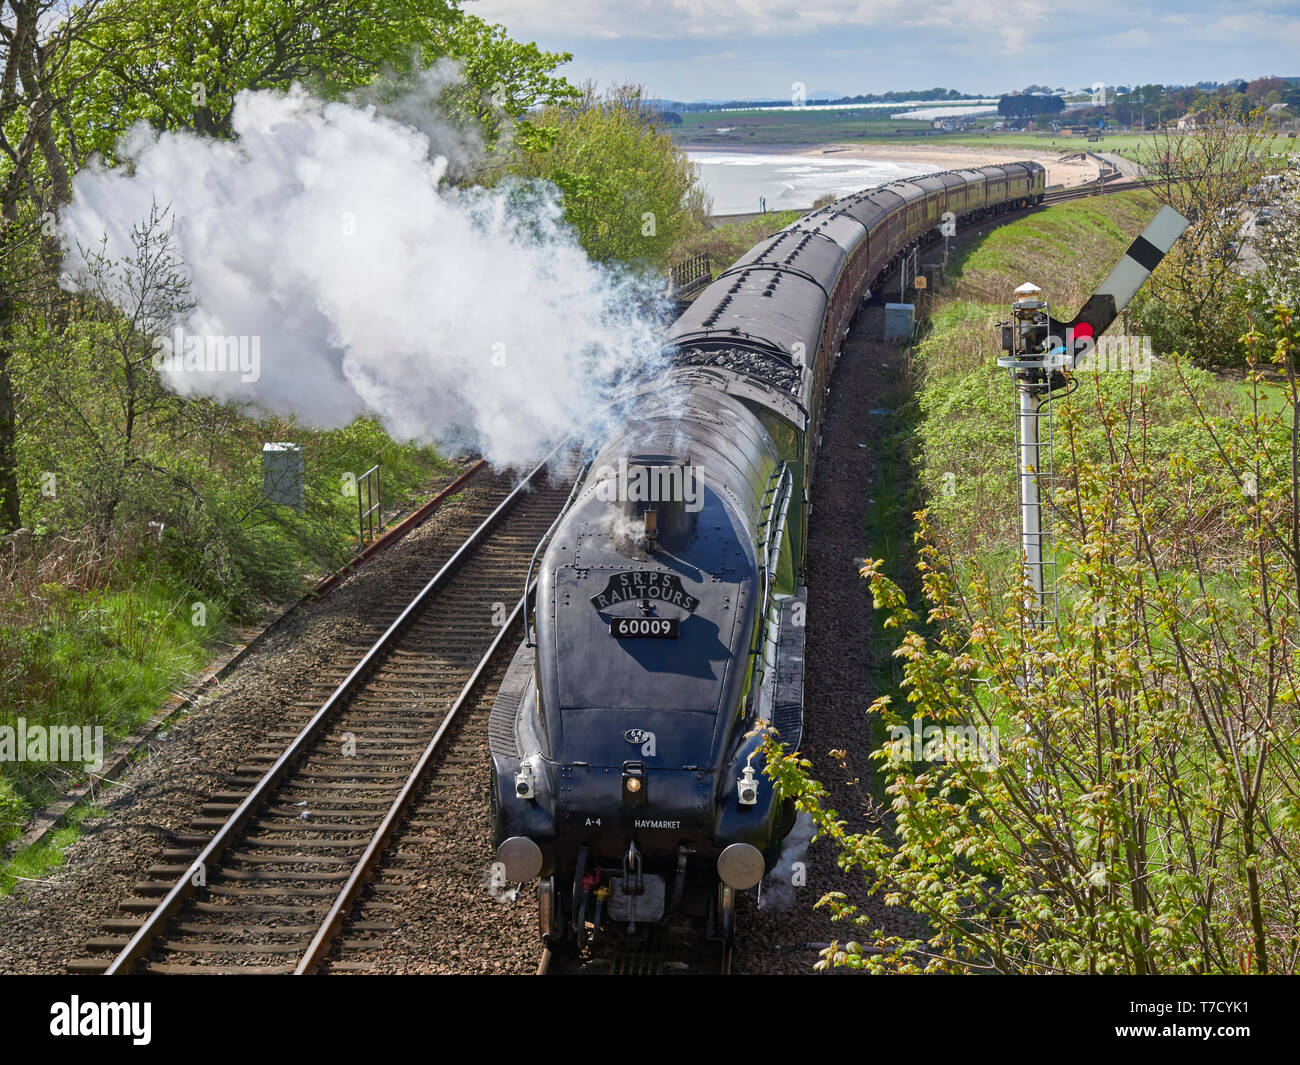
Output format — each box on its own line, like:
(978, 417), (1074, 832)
(471, 0), (1055, 43)
(469, 1), (1300, 98)
(1103, 27), (1157, 49)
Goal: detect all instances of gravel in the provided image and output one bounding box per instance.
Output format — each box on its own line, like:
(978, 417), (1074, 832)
(737, 302), (931, 974)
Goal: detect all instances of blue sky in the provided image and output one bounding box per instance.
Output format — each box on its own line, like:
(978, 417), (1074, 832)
(470, 0), (1300, 100)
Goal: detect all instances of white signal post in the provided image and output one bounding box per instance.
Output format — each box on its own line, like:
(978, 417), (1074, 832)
(997, 282), (1063, 633)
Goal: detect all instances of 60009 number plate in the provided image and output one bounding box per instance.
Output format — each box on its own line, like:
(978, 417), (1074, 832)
(610, 617), (678, 639)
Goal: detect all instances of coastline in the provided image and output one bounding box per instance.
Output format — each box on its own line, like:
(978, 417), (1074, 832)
(682, 140), (1105, 189)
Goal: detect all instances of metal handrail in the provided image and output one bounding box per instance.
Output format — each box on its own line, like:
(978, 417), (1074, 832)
(358, 463), (381, 546)
(767, 469), (793, 588)
(753, 465), (784, 627)
(752, 463), (792, 702)
(669, 252), (712, 296)
(758, 468), (795, 702)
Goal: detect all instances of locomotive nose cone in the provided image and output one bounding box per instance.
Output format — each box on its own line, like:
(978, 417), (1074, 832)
(496, 836), (543, 882)
(717, 842), (766, 890)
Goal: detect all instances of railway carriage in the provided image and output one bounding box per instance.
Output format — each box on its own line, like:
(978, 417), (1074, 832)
(951, 168), (987, 214)
(490, 162), (1045, 953)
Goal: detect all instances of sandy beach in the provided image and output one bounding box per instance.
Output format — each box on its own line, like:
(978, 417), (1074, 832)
(683, 138), (1115, 215)
(796, 141), (1104, 188)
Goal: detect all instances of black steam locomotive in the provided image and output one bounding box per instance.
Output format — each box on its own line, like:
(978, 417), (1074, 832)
(489, 162), (1047, 950)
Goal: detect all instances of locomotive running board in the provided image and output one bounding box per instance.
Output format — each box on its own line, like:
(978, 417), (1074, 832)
(488, 640), (535, 759)
(771, 587), (807, 752)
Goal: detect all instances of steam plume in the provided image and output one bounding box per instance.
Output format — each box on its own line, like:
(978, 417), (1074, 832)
(59, 76), (667, 468)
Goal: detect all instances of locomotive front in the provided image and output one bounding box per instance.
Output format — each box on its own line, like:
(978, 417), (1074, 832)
(490, 383), (800, 948)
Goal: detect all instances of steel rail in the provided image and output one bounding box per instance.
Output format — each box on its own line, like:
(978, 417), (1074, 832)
(104, 449), (558, 975)
(295, 587), (535, 974)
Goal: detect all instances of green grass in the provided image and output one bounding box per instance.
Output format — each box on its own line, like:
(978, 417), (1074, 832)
(903, 128), (1297, 167)
(0, 804), (103, 895)
(911, 189), (1232, 582)
(0, 576), (212, 838)
(924, 131), (1157, 156)
(1233, 378), (1295, 416)
(1, 417), (455, 885)
(1, 574), (221, 892)
(946, 190), (1161, 311)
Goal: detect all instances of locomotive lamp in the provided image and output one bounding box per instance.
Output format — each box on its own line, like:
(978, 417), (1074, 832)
(496, 836), (543, 882)
(737, 764), (759, 806)
(717, 842), (766, 891)
(623, 762), (646, 806)
(514, 762), (536, 800)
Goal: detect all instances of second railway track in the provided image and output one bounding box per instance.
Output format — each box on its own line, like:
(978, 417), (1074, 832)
(72, 454), (579, 975)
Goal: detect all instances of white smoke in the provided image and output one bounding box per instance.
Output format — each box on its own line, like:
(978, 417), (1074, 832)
(58, 77), (668, 468)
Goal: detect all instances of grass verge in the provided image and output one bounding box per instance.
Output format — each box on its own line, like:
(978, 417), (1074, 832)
(1, 418), (454, 887)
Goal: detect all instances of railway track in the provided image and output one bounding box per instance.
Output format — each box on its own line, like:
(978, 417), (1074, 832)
(72, 454), (579, 975)
(1042, 177), (1151, 205)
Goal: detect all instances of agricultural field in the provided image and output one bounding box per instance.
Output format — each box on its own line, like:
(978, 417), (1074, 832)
(672, 106), (934, 146)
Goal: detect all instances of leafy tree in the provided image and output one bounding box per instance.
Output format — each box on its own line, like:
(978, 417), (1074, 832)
(1246, 76), (1288, 100)
(1, 0), (109, 533)
(766, 309), (1300, 973)
(57, 1), (574, 158)
(1133, 105), (1276, 368)
(509, 83), (711, 266)
(60, 0), (461, 151)
(45, 203), (193, 537)
(432, 13), (575, 138)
